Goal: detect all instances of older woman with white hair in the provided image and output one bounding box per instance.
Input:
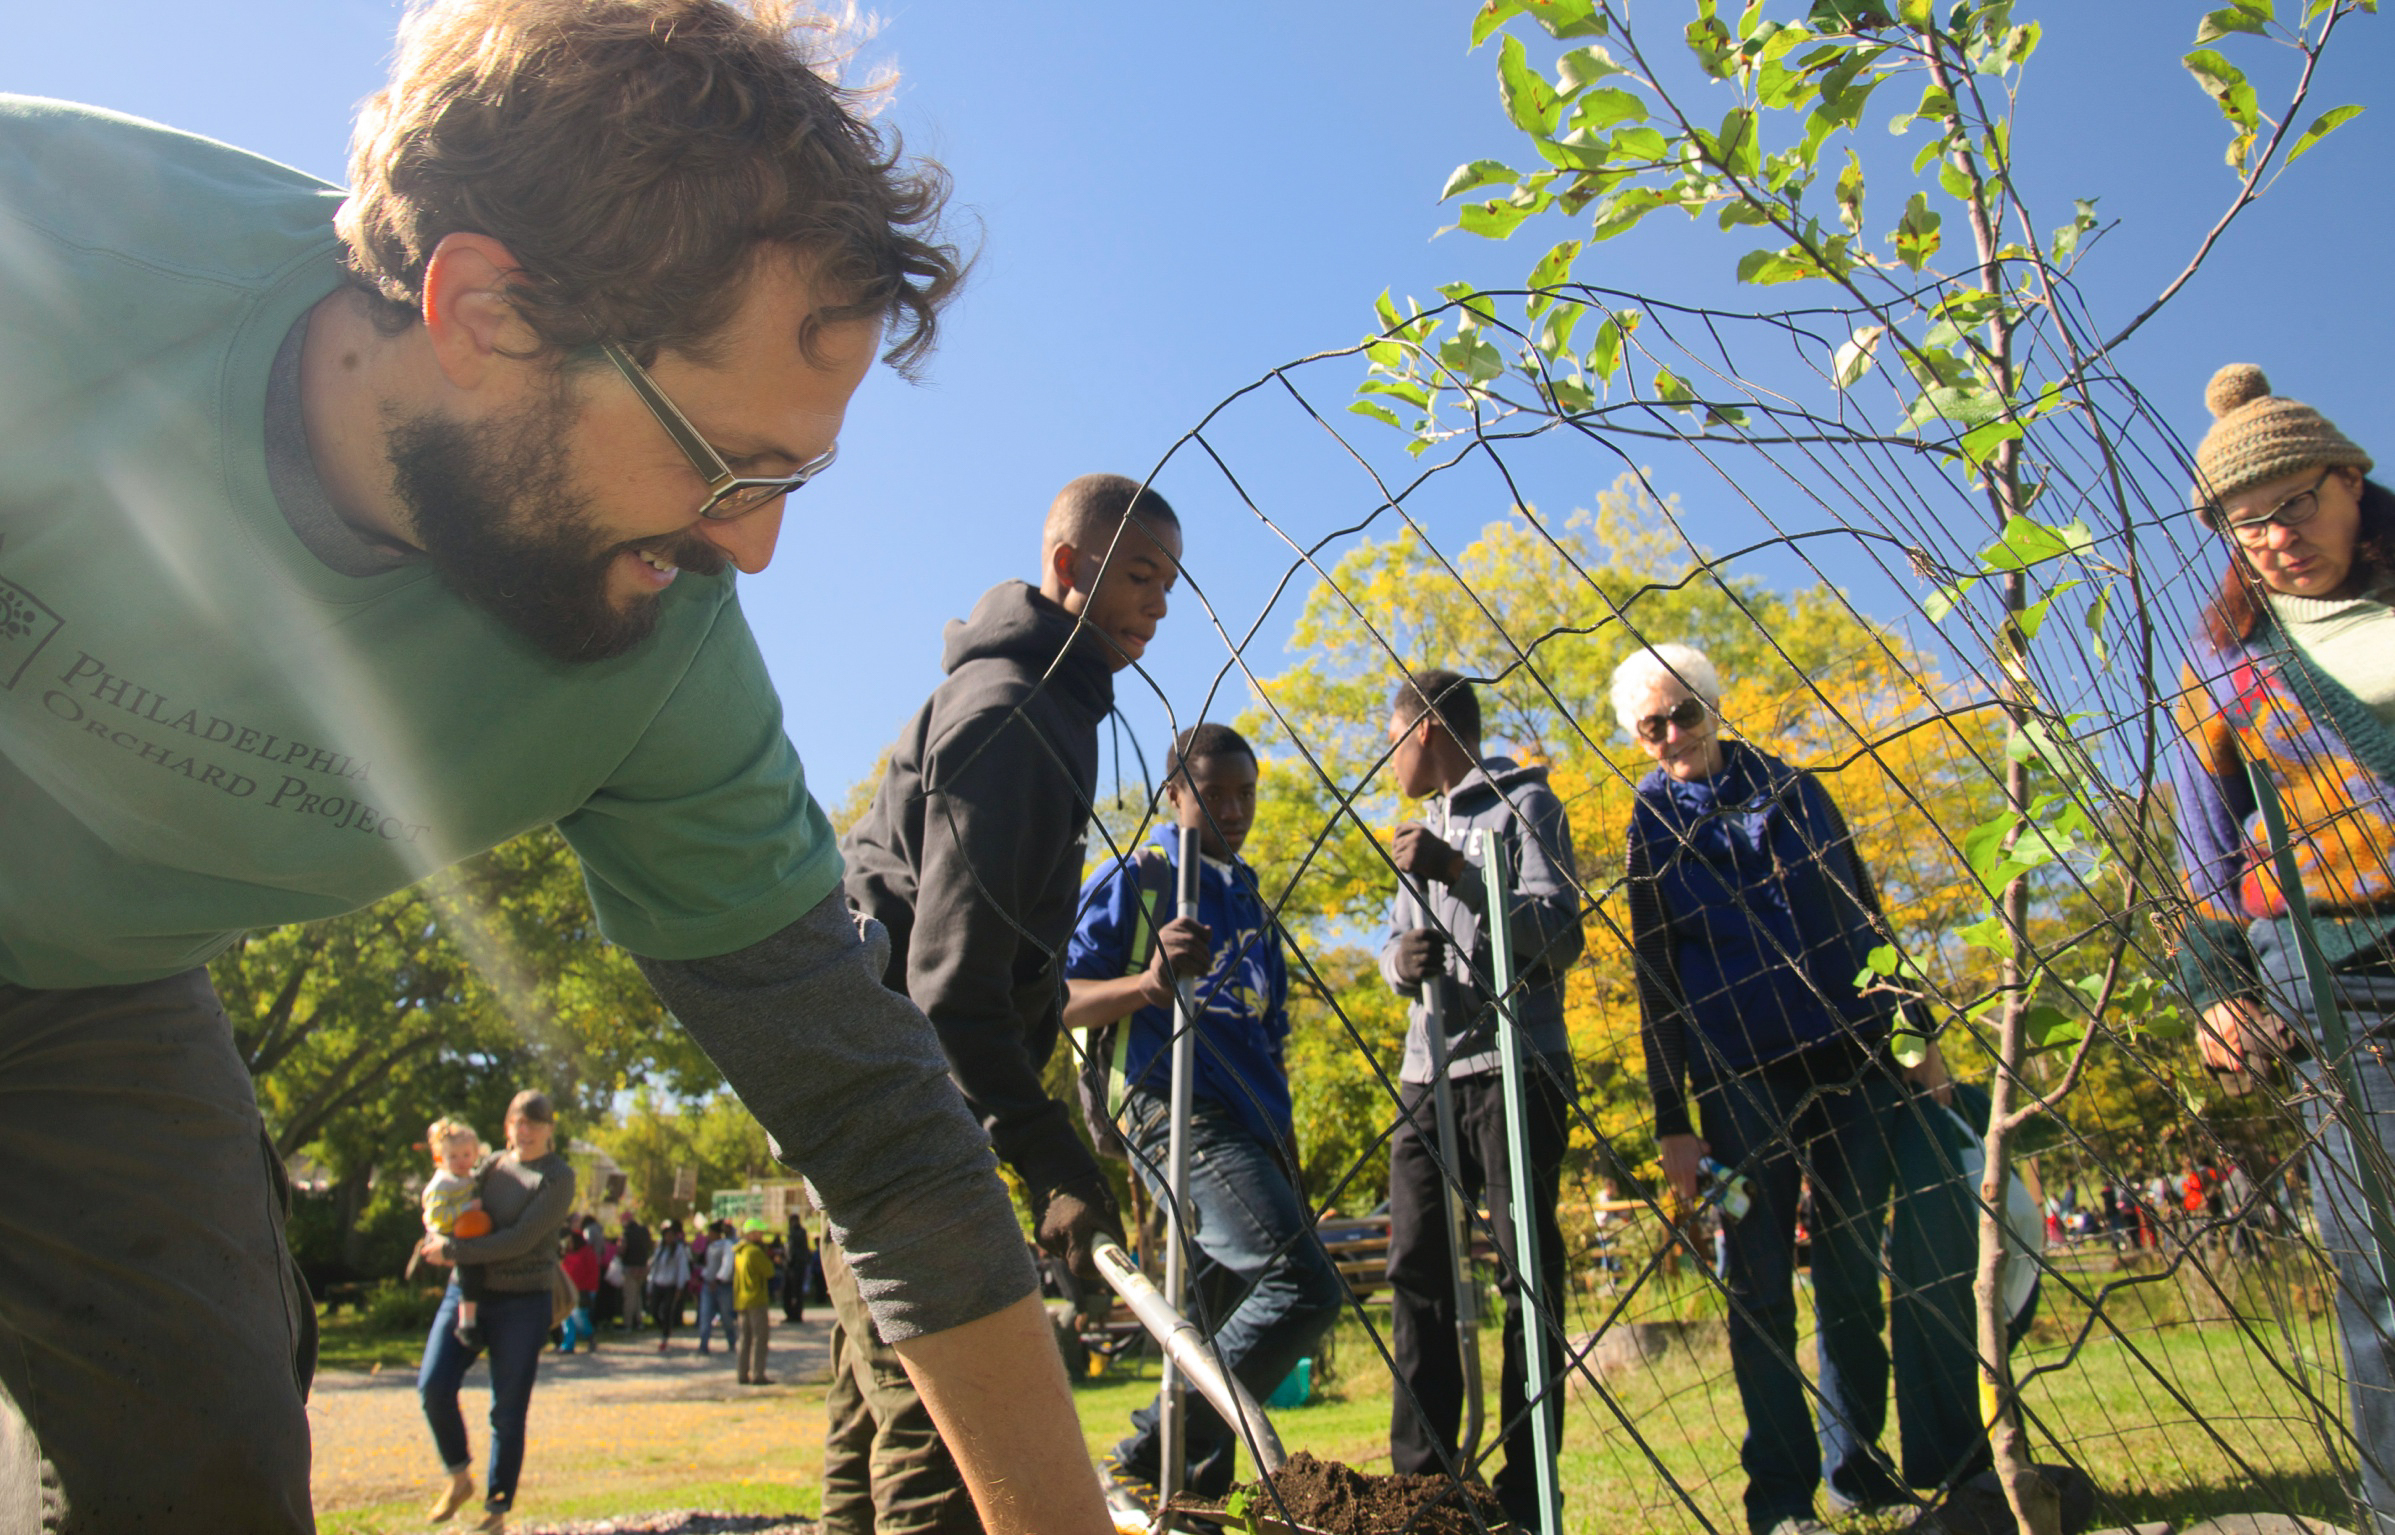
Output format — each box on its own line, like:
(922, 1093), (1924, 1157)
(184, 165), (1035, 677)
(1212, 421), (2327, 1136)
(1616, 643), (1966, 1535)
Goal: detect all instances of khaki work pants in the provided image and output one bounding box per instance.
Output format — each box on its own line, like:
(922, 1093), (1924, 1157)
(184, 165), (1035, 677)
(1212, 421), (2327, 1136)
(737, 1304), (771, 1382)
(0, 970), (317, 1533)
(819, 1239), (981, 1534)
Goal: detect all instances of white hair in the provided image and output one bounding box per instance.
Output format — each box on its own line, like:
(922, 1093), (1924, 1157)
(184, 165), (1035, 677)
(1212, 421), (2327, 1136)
(1609, 643), (1722, 731)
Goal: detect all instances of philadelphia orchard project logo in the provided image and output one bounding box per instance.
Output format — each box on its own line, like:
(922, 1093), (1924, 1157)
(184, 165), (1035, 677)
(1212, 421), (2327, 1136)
(0, 539), (64, 692)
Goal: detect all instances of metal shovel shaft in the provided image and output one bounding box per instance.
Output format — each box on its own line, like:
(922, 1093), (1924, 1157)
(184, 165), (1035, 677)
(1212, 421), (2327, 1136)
(1095, 1238), (1288, 1477)
(1158, 825), (1203, 1508)
(1413, 874), (1483, 1464)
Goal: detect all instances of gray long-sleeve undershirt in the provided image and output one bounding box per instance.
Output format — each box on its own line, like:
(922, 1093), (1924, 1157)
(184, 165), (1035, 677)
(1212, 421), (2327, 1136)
(637, 889), (1036, 1343)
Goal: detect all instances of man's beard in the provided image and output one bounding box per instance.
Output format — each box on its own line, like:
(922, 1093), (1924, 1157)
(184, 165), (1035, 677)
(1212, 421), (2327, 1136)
(387, 391), (725, 664)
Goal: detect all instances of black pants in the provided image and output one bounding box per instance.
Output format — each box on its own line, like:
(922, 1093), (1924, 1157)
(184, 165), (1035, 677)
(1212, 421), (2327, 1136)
(1385, 1068), (1571, 1521)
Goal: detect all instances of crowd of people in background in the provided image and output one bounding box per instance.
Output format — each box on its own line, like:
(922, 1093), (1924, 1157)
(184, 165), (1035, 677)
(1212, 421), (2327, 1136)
(556, 1206), (821, 1355)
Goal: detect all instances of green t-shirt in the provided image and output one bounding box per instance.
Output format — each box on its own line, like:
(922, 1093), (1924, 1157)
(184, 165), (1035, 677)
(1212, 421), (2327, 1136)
(0, 97), (842, 987)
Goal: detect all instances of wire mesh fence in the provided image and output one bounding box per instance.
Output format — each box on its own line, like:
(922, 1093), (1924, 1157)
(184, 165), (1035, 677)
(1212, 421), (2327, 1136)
(1032, 231), (2390, 1531)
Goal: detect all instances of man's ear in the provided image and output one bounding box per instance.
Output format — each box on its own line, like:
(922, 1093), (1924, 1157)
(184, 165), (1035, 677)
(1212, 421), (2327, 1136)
(420, 231), (535, 391)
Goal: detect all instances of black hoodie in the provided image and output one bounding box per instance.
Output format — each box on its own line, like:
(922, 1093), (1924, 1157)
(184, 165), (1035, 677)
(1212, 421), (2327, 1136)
(841, 582), (1114, 1197)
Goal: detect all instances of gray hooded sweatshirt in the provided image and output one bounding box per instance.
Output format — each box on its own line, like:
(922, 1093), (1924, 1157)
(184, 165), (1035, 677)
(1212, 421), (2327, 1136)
(1378, 757), (1584, 1087)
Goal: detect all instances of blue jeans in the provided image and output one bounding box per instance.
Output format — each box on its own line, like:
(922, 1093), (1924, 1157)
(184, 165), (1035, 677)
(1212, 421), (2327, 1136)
(1116, 1091), (1346, 1497)
(696, 1278), (739, 1352)
(419, 1282), (551, 1511)
(2296, 1052), (2395, 1532)
(1699, 1051), (1966, 1533)
(557, 1294), (596, 1352)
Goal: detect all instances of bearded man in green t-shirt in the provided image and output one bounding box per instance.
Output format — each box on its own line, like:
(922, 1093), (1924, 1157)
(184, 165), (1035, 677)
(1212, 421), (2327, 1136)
(0, 4), (1114, 1532)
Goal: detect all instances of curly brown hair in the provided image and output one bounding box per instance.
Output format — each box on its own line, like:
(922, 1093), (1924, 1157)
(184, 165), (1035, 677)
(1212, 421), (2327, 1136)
(336, 0), (961, 375)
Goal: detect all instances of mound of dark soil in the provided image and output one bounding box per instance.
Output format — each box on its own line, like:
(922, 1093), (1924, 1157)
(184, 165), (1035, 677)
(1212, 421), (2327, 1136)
(1180, 1450), (1509, 1534)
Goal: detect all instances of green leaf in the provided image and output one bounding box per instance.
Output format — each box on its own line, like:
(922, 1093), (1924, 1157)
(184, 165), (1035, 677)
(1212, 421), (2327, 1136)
(2086, 580), (2114, 668)
(1472, 0), (1529, 47)
(2022, 1004), (2084, 1049)
(1442, 160), (1523, 201)
(1715, 106), (1763, 177)
(1864, 943), (1902, 977)
(1891, 190), (1942, 270)
(2003, 21), (2042, 67)
(1833, 324), (1885, 387)
(1961, 809), (2024, 888)
(1526, 239), (1583, 313)
(1589, 185), (1671, 240)
(2195, 5), (2269, 39)
(1653, 365), (1697, 413)
(1835, 150), (1866, 232)
(2287, 104), (2365, 165)
(1459, 198), (1535, 239)
(1703, 403), (1751, 428)
(1348, 399), (1405, 430)
(1547, 376), (1597, 413)
(2050, 196), (2100, 262)
(2183, 49), (2262, 166)
(2012, 579), (2082, 643)
(1897, 0), (1935, 28)
(1499, 33), (1564, 135)
(1522, 0), (1609, 39)
(1358, 376), (1432, 409)
(1957, 416), (2024, 466)
(1610, 125), (1672, 162)
(1956, 913), (2016, 959)
(1571, 87), (1649, 132)
(1888, 1007), (1930, 1069)
(1534, 298), (1585, 357)
(1736, 246), (1826, 284)
(1687, 11), (1738, 77)
(1587, 309), (1640, 382)
(1556, 43), (1627, 90)
(1924, 575), (1977, 623)
(1980, 514), (2096, 571)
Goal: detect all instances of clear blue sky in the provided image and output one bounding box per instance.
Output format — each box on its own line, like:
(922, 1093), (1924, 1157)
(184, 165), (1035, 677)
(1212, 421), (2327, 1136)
(13, 3), (2389, 805)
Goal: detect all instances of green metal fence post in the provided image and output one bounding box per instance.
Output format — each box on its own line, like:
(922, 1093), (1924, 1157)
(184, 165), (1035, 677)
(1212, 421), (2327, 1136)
(1481, 827), (1562, 1534)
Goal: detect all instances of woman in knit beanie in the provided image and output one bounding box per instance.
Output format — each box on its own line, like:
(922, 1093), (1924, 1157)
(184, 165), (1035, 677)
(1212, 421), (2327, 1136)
(2194, 362), (2385, 645)
(2174, 363), (2395, 1528)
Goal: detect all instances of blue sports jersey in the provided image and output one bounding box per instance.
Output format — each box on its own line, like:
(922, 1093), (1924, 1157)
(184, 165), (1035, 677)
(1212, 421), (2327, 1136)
(1066, 831), (1292, 1150)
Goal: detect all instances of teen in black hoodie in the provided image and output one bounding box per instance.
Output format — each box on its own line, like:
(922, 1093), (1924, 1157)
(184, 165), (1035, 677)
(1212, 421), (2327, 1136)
(825, 473), (1181, 1534)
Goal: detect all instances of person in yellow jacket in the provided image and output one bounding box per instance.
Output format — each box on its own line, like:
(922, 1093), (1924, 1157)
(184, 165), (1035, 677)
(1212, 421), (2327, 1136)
(734, 1219), (777, 1386)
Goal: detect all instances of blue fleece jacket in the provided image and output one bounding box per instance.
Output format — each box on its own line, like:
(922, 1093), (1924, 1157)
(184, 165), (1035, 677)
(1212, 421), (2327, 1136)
(1628, 742), (1891, 1135)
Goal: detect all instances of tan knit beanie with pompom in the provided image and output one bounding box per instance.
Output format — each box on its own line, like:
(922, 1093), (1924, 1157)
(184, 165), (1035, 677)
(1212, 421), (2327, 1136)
(2193, 363), (2372, 517)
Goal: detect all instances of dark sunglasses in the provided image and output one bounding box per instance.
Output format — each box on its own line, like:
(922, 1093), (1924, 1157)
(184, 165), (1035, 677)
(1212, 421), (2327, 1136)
(1635, 697), (1708, 743)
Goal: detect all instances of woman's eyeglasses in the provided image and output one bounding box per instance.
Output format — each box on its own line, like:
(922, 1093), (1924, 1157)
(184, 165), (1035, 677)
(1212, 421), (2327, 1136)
(599, 340), (839, 521)
(1635, 697), (1708, 743)
(2214, 468), (2333, 546)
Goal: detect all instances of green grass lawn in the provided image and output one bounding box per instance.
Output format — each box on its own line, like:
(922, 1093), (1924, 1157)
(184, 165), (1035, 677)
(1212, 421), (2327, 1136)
(312, 1255), (2364, 1533)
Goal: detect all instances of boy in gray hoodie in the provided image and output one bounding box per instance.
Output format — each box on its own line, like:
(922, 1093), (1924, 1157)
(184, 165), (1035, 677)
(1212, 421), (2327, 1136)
(827, 473), (1182, 1533)
(1379, 669), (1583, 1525)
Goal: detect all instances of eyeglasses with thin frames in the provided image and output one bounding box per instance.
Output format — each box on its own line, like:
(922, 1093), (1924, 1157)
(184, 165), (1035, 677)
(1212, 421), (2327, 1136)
(599, 340), (838, 522)
(1635, 697), (1708, 743)
(2216, 468), (2335, 546)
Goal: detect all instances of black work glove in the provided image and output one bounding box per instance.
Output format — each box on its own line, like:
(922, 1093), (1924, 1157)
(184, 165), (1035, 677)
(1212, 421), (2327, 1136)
(1392, 928), (1448, 988)
(1393, 823), (1467, 884)
(1033, 1173), (1126, 1289)
(1141, 916), (1214, 1008)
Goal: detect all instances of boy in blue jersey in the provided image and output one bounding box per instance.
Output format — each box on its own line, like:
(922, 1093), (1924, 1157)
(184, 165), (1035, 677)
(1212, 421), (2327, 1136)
(1064, 723), (1346, 1509)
